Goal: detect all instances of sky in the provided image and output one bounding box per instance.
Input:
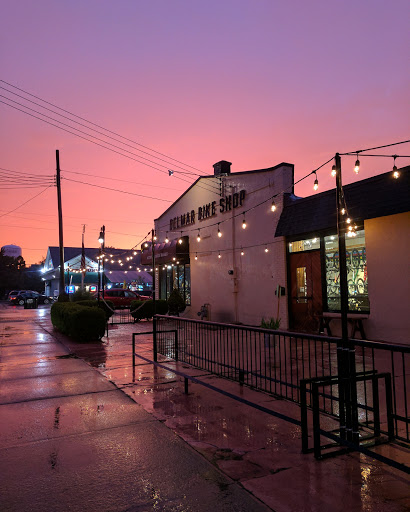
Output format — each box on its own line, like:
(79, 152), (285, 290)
(1, 0), (409, 265)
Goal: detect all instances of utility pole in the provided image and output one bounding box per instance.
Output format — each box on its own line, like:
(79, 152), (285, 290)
(81, 224), (86, 291)
(151, 229), (156, 316)
(56, 150), (65, 297)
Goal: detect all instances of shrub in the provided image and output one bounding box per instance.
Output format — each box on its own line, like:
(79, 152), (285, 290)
(130, 299), (168, 321)
(261, 317), (281, 330)
(167, 289), (185, 316)
(51, 302), (106, 342)
(75, 299), (115, 320)
(57, 292), (70, 302)
(71, 290), (93, 302)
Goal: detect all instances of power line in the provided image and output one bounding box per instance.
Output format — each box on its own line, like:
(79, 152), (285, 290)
(0, 186), (52, 218)
(63, 177), (174, 201)
(0, 79), (211, 177)
(0, 99), (220, 195)
(342, 139), (410, 155)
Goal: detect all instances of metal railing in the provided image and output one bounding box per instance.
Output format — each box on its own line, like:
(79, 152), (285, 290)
(154, 315), (410, 444)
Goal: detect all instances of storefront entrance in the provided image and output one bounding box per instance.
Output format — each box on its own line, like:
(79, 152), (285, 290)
(289, 250), (322, 332)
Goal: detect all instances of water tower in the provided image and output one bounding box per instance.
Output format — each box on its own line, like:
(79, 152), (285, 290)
(1, 245), (22, 258)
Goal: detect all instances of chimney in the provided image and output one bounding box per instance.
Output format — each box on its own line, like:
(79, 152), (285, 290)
(213, 160), (232, 176)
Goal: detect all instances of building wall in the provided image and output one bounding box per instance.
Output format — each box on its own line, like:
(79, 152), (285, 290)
(155, 164), (293, 327)
(365, 212), (410, 344)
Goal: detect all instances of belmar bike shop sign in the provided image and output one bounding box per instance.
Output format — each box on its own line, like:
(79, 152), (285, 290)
(169, 190), (246, 231)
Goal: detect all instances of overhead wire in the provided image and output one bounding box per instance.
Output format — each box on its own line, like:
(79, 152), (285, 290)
(0, 79), (211, 176)
(0, 185), (53, 218)
(0, 99), (220, 196)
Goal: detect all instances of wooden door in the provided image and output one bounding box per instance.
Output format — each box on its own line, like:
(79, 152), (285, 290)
(289, 251), (322, 333)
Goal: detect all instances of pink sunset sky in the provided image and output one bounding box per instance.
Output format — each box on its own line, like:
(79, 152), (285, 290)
(1, 0), (409, 265)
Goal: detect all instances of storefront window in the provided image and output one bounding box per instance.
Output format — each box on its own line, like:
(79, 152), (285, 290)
(325, 230), (369, 312)
(289, 237), (320, 253)
(296, 267), (307, 303)
(159, 264), (191, 305)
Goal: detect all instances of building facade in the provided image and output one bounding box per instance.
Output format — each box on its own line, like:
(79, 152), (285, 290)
(147, 161), (409, 345)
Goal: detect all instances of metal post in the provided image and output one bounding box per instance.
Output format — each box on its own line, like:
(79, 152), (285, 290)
(152, 229), (156, 316)
(56, 150), (65, 297)
(101, 225), (105, 299)
(153, 316), (157, 362)
(97, 251), (101, 304)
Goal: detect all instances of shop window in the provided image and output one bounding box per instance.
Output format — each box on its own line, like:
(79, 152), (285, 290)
(289, 237), (320, 253)
(325, 230), (369, 312)
(159, 264), (191, 305)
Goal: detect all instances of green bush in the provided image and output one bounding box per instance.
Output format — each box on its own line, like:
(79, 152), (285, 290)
(71, 290), (93, 302)
(167, 289), (185, 316)
(57, 292), (70, 302)
(130, 299), (167, 321)
(51, 302), (106, 342)
(75, 299), (115, 320)
(261, 317), (281, 330)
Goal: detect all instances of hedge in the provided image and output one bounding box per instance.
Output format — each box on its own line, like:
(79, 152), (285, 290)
(75, 299), (115, 320)
(130, 299), (168, 321)
(51, 302), (106, 342)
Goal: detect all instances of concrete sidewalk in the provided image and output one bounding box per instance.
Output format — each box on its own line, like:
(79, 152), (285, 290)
(0, 305), (269, 512)
(1, 305), (409, 511)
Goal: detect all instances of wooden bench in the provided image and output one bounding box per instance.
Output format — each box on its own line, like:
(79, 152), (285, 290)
(318, 312), (369, 339)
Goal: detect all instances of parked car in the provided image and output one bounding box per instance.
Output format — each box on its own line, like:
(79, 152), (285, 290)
(8, 290), (26, 301)
(10, 291), (55, 306)
(93, 288), (151, 308)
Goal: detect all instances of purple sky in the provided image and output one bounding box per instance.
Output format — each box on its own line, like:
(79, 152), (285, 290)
(1, 0), (409, 264)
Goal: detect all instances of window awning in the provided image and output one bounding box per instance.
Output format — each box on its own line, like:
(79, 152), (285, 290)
(141, 236), (190, 265)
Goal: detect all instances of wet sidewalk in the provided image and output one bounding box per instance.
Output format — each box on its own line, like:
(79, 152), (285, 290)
(0, 305), (268, 512)
(1, 305), (409, 511)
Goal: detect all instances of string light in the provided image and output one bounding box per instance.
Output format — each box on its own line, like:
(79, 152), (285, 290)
(265, 246), (269, 253)
(331, 164), (336, 177)
(271, 199), (277, 212)
(178, 231), (183, 244)
(313, 171), (319, 191)
(392, 155), (400, 178)
(242, 213), (247, 229)
(195, 253), (198, 260)
(354, 153), (360, 174)
(241, 247), (244, 256)
(341, 208), (346, 215)
(197, 230), (201, 242)
(218, 252), (221, 259)
(165, 232), (169, 243)
(217, 223), (222, 238)
(153, 234), (157, 241)
(144, 242), (148, 248)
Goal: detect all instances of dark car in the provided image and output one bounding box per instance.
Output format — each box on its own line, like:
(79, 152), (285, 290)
(93, 288), (151, 308)
(10, 291), (54, 306)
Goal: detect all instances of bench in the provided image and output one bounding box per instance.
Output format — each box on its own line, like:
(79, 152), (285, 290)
(318, 312), (369, 339)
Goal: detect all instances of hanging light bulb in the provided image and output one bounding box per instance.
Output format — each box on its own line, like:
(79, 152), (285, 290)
(133, 251), (137, 255)
(240, 247), (244, 256)
(153, 234), (157, 241)
(354, 153), (360, 174)
(392, 155), (399, 178)
(197, 230), (201, 242)
(144, 242), (148, 248)
(265, 246), (269, 253)
(346, 217), (351, 224)
(313, 171), (319, 191)
(331, 164), (336, 177)
(195, 253), (198, 260)
(271, 199), (277, 212)
(218, 252), (221, 259)
(242, 213), (247, 229)
(178, 231), (183, 244)
(217, 223), (222, 238)
(165, 232), (169, 243)
(341, 208), (346, 215)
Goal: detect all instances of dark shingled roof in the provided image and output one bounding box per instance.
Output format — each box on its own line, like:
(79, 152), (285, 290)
(275, 166), (410, 238)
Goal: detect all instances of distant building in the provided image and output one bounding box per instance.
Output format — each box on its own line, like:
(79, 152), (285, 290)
(42, 246), (153, 296)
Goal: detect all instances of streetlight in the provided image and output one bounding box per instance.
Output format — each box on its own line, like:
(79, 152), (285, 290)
(97, 225), (105, 301)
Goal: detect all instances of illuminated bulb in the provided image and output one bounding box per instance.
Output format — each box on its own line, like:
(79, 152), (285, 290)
(265, 246), (269, 253)
(176, 261), (179, 264)
(120, 263), (123, 266)
(111, 260), (114, 263)
(153, 235), (157, 241)
(118, 259), (122, 263)
(172, 257), (176, 261)
(393, 170), (400, 179)
(346, 218), (351, 224)
(271, 200), (276, 212)
(218, 252), (221, 259)
(195, 254), (198, 260)
(110, 254), (113, 257)
(133, 251), (137, 255)
(129, 266), (132, 269)
(242, 215), (246, 229)
(241, 248), (244, 256)
(341, 208), (346, 215)
(197, 230), (201, 242)
(331, 164), (336, 177)
(217, 224), (222, 237)
(165, 233), (169, 243)
(144, 242), (148, 248)
(354, 155), (360, 174)
(178, 232), (183, 244)
(313, 177), (319, 191)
